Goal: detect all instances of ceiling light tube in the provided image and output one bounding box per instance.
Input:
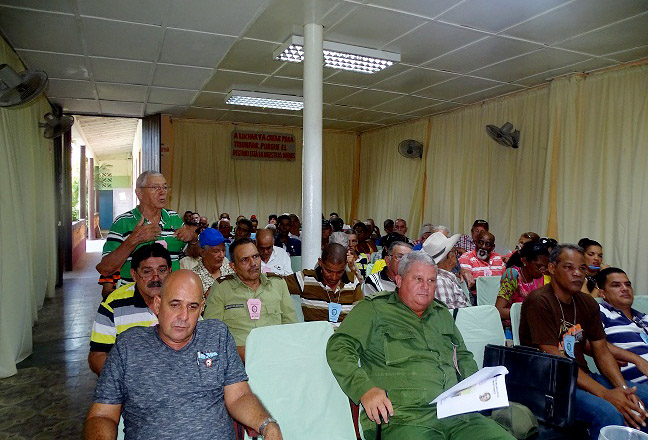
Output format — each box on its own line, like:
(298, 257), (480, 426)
(225, 90), (304, 111)
(273, 35), (400, 74)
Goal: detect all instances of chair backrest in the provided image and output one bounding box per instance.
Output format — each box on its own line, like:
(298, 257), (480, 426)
(510, 302), (522, 346)
(459, 279), (472, 304)
(476, 276), (501, 306)
(291, 294), (304, 323)
(634, 295), (648, 314)
(290, 256), (302, 272)
(244, 322), (356, 440)
(454, 305), (506, 368)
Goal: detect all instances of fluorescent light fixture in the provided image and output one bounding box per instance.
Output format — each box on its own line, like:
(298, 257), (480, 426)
(225, 90), (303, 111)
(273, 35), (400, 74)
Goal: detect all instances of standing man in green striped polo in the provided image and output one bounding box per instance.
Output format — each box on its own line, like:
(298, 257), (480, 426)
(96, 170), (198, 287)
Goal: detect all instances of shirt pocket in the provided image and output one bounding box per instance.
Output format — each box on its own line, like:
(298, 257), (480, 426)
(263, 303), (281, 322)
(383, 328), (418, 365)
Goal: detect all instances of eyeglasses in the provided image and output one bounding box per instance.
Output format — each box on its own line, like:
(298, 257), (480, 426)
(141, 185), (171, 193)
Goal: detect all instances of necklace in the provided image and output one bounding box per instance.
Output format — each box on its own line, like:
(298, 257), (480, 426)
(554, 294), (576, 336)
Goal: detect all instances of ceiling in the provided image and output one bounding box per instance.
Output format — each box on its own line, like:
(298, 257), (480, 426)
(0, 0), (646, 133)
(72, 115), (139, 159)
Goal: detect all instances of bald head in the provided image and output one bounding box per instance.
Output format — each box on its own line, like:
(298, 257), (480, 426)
(321, 243), (347, 265)
(160, 269), (203, 302)
(256, 229), (275, 262)
(256, 228), (274, 244)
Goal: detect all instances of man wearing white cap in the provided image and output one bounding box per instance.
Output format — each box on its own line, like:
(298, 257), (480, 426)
(423, 232), (470, 309)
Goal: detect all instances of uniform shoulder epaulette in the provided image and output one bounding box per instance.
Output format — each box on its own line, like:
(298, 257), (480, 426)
(365, 291), (392, 301)
(216, 274), (236, 283)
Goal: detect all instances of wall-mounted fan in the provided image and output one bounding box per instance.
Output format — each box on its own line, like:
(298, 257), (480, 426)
(398, 139), (423, 159)
(486, 122), (519, 148)
(40, 104), (74, 139)
(0, 64), (48, 108)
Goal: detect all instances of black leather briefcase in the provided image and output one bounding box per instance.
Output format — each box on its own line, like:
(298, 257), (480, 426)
(483, 344), (579, 428)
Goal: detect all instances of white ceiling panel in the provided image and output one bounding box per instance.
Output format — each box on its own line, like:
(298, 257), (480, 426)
(371, 94), (444, 114)
(604, 45), (648, 64)
(346, 109), (396, 123)
(82, 17), (163, 61)
(437, 0), (568, 33)
(453, 83), (525, 104)
(148, 87), (197, 106)
(373, 113), (419, 126)
(78, 0), (168, 26)
(426, 36), (543, 74)
(323, 104), (364, 119)
(383, 20), (486, 65)
(55, 97), (101, 114)
(169, 0), (266, 36)
(90, 57), (153, 84)
(555, 13), (648, 56)
(372, 68), (457, 94)
(202, 69), (267, 93)
(324, 63), (409, 87)
(325, 4), (428, 49)
(96, 83), (148, 102)
(159, 28), (236, 68)
(183, 107), (229, 120)
(504, 0), (648, 45)
(513, 58), (617, 86)
(99, 100), (144, 117)
(323, 119), (368, 131)
(471, 48), (592, 83)
(244, 0), (352, 43)
(145, 103), (188, 117)
(322, 83), (364, 104)
(47, 78), (96, 99)
(258, 76), (303, 95)
(336, 88), (403, 108)
(0, 0), (75, 14)
(407, 101), (463, 116)
(18, 50), (90, 80)
(152, 64), (213, 89)
(218, 39), (284, 75)
(192, 91), (228, 107)
(367, 0), (462, 20)
(0, 7), (82, 53)
(271, 61), (303, 79)
(415, 76), (504, 101)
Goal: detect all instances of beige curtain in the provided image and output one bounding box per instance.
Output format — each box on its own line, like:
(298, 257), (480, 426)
(356, 119), (428, 236)
(171, 120), (356, 224)
(421, 87), (551, 249)
(550, 65), (648, 292)
(0, 36), (57, 377)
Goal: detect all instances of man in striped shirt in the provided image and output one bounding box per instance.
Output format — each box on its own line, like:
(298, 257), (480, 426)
(96, 170), (197, 287)
(88, 243), (171, 375)
(286, 243), (363, 326)
(598, 267), (648, 383)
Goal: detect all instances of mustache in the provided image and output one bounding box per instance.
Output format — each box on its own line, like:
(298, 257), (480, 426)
(476, 249), (489, 260)
(147, 280), (163, 288)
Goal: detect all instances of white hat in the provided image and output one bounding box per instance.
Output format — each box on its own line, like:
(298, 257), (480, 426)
(423, 232), (461, 264)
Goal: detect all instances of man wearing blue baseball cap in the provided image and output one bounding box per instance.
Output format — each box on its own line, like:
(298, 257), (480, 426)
(192, 228), (234, 296)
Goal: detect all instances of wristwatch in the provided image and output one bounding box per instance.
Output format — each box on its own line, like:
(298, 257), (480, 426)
(258, 417), (278, 435)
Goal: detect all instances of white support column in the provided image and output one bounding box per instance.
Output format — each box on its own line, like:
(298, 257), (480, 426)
(302, 23), (324, 270)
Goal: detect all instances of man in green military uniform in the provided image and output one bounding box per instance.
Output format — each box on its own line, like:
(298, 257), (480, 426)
(204, 238), (297, 359)
(326, 251), (514, 439)
(96, 171), (197, 286)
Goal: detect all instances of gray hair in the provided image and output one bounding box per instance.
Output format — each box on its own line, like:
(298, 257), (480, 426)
(398, 251), (436, 276)
(550, 243), (584, 264)
(388, 240), (413, 255)
(136, 170), (164, 188)
(433, 225), (451, 235)
(419, 223), (434, 236)
(329, 231), (349, 248)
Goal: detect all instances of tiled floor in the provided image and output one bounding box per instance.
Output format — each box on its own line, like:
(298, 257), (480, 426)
(0, 240), (105, 439)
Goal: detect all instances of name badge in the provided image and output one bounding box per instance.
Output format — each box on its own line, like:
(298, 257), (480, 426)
(247, 298), (261, 320)
(563, 335), (576, 358)
(640, 333), (648, 345)
(329, 302), (342, 323)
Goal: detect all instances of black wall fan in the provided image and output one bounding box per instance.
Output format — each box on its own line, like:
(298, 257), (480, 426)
(40, 104), (74, 139)
(0, 64), (48, 108)
(486, 122), (520, 148)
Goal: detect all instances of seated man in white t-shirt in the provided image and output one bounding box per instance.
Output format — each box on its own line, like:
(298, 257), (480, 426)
(256, 228), (293, 276)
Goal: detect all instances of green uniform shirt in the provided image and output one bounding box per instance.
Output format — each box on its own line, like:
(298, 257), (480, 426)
(326, 290), (478, 429)
(203, 273), (298, 346)
(102, 207), (185, 285)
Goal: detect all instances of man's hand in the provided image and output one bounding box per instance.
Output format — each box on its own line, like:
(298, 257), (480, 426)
(460, 268), (474, 288)
(174, 224), (198, 243)
(127, 216), (161, 245)
(261, 422), (282, 440)
(603, 386), (647, 429)
(360, 387), (393, 425)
